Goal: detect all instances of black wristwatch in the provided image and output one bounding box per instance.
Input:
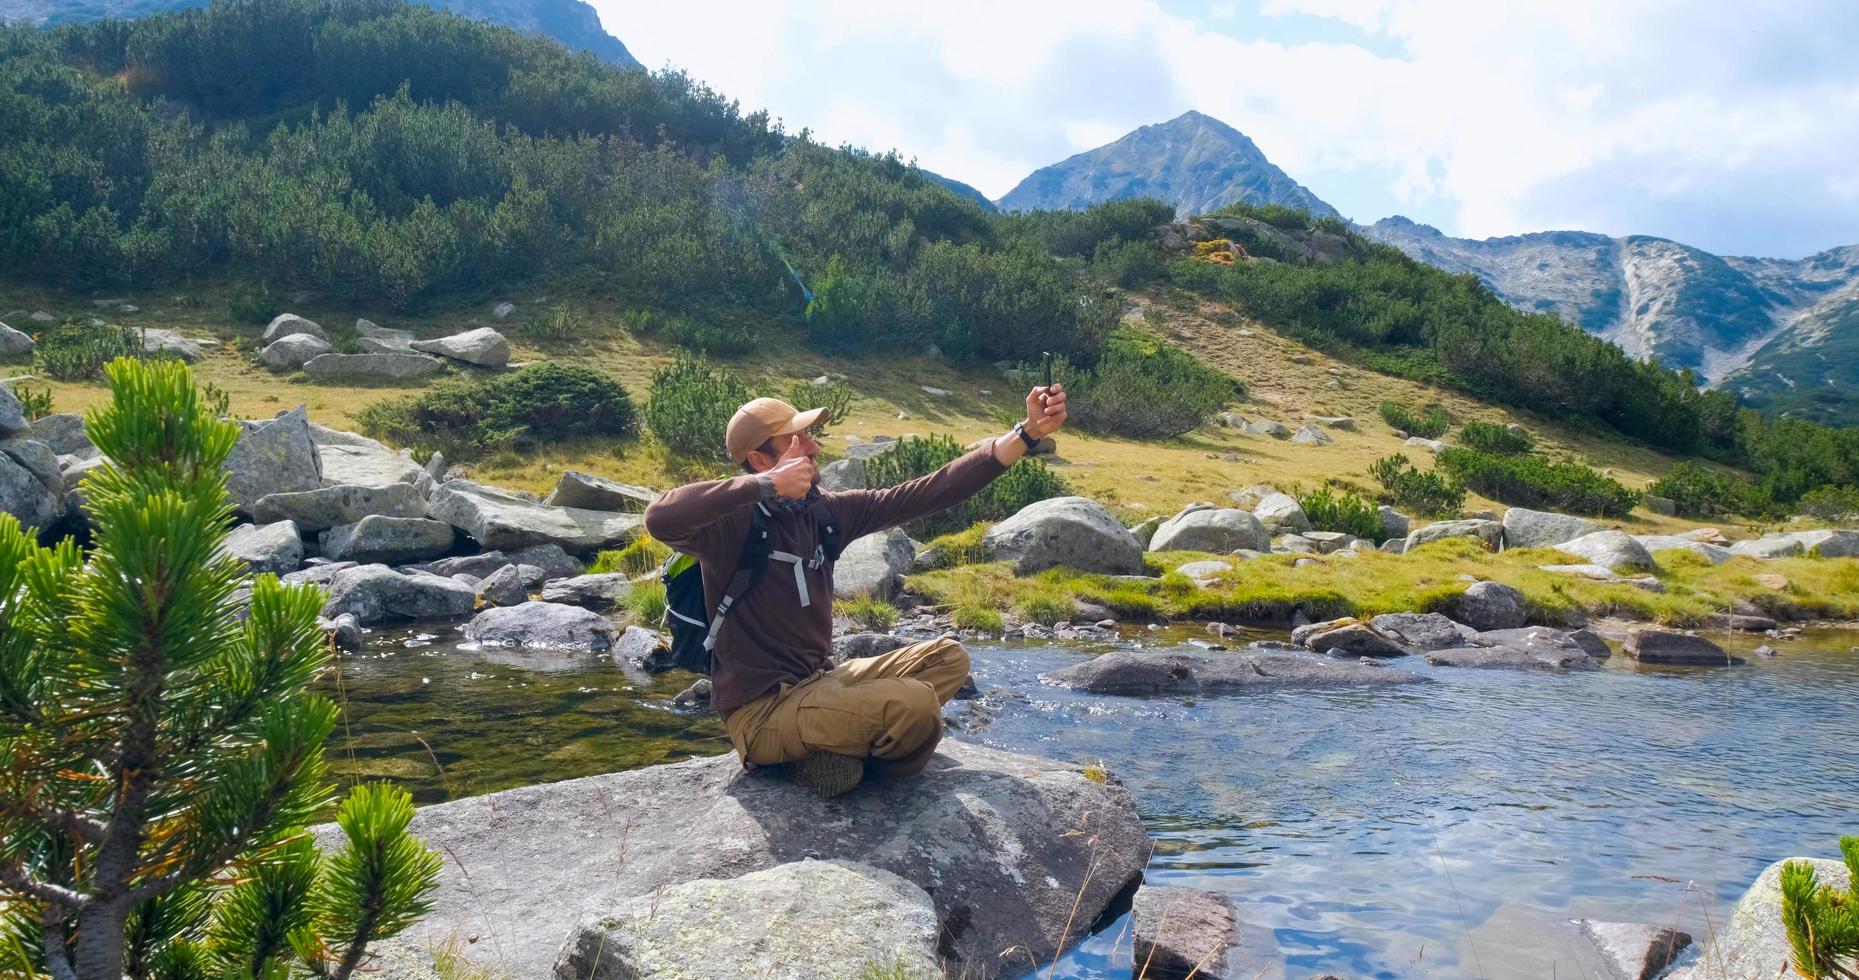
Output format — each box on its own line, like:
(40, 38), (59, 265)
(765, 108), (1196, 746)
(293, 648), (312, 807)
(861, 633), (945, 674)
(1012, 421), (1039, 449)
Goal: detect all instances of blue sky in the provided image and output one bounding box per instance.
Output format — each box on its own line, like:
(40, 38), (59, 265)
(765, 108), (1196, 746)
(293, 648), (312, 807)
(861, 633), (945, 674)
(595, 0), (1859, 258)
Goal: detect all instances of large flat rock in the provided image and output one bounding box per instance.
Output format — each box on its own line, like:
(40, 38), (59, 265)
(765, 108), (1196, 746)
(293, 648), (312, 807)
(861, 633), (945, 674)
(357, 740), (1148, 978)
(1666, 857), (1846, 979)
(1043, 645), (1427, 695)
(428, 479), (643, 553)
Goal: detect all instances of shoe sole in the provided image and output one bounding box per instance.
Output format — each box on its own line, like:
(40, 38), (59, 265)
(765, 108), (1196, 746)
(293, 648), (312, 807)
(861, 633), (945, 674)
(791, 750), (865, 798)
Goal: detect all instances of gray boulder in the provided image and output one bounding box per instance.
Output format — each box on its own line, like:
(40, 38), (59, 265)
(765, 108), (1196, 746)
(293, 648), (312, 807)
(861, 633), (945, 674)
(1149, 506), (1270, 553)
(1642, 494), (1678, 516)
(1427, 626), (1599, 670)
(218, 521), (304, 576)
(1790, 528), (1859, 558)
(259, 333), (332, 371)
(139, 328), (208, 361)
(324, 740), (1148, 979)
(543, 471), (656, 512)
(983, 496), (1143, 575)
(303, 352), (445, 382)
(261, 313), (325, 344)
(1378, 505), (1410, 541)
(1, 450), (64, 530)
(428, 551), (546, 583)
(2, 438), (61, 495)
(1225, 484), (1280, 511)
(1637, 535), (1731, 564)
(1448, 581), (1528, 630)
(1623, 629), (1734, 665)
(1312, 415), (1355, 430)
(411, 327), (508, 367)
(1406, 519), (1505, 552)
(1404, 436), (1446, 452)
(321, 564), (477, 625)
(1175, 559), (1234, 586)
(1567, 628), (1614, 659)
(222, 407), (323, 512)
(818, 457), (864, 492)
(1243, 419), (1290, 438)
(254, 482), (427, 532)
(281, 560), (358, 589)
(0, 382), (26, 437)
(316, 444), (425, 490)
(0, 321), (33, 357)
(539, 573), (632, 611)
(1296, 619), (1407, 657)
(354, 319), (414, 352)
(1577, 920), (1691, 980)
(1043, 646), (1427, 695)
(28, 413), (90, 455)
(1370, 612), (1477, 651)
(463, 601), (617, 653)
(554, 859), (940, 980)
(833, 632), (910, 663)
(428, 480), (643, 553)
(1501, 508), (1599, 549)
(475, 564), (529, 607)
(1556, 530), (1655, 572)
(318, 516), (454, 564)
(612, 625), (670, 673)
(1727, 535), (1804, 560)
(1130, 885), (1241, 980)
(320, 613), (365, 652)
(1290, 424), (1333, 446)
(1664, 857), (1846, 980)
(508, 543), (586, 579)
(1251, 493), (1312, 534)
(833, 528), (914, 600)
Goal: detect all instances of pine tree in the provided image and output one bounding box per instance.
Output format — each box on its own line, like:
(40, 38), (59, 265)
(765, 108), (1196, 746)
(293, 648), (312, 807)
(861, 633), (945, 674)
(1782, 837), (1859, 979)
(0, 358), (439, 979)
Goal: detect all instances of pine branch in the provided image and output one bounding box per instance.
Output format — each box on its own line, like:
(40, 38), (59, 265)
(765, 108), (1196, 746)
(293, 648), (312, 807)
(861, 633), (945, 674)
(40, 906), (77, 980)
(0, 861), (89, 909)
(1, 796), (107, 846)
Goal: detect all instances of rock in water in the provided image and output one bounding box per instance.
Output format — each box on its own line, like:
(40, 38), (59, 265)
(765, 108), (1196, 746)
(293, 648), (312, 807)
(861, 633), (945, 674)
(1130, 885), (1241, 980)
(612, 624), (671, 673)
(464, 601), (616, 653)
(543, 470), (657, 512)
(221, 406), (323, 512)
(983, 496), (1144, 575)
(1577, 920), (1692, 980)
(410, 327), (510, 367)
(476, 564), (529, 607)
(1369, 612), (1476, 651)
(316, 740), (1148, 979)
(1448, 581), (1528, 630)
(554, 859), (940, 980)
(832, 632), (910, 663)
(429, 480), (643, 553)
(217, 521), (304, 576)
(253, 482), (427, 532)
(259, 333), (331, 371)
(1623, 629), (1735, 665)
(1663, 857), (1847, 980)
(1044, 646), (1427, 695)
(1149, 506), (1270, 553)
(832, 527), (914, 599)
(1501, 507), (1599, 548)
(1426, 625), (1599, 670)
(539, 573), (632, 611)
(261, 313), (326, 344)
(1298, 620), (1407, 657)
(318, 515), (454, 564)
(1556, 530), (1656, 572)
(321, 564), (477, 625)
(302, 352), (446, 382)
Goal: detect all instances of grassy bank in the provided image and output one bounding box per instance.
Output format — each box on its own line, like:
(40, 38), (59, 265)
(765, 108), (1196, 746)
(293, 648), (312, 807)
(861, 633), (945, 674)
(909, 537), (1859, 630)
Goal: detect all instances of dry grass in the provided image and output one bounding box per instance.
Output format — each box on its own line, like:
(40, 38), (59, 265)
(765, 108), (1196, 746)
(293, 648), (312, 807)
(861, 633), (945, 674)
(4, 279), (1766, 540)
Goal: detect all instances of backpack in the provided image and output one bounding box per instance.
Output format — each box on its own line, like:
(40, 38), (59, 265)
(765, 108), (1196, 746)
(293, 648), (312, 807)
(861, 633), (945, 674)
(662, 500), (844, 675)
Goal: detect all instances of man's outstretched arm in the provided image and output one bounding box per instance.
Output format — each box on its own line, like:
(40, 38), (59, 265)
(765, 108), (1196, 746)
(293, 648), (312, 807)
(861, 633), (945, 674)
(644, 439), (818, 555)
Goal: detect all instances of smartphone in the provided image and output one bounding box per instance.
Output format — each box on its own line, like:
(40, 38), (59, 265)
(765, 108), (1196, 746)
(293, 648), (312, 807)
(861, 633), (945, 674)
(1041, 351), (1053, 388)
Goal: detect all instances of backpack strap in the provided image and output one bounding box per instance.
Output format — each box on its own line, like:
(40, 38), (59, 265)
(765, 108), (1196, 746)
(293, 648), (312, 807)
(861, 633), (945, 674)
(811, 500), (845, 561)
(704, 504), (774, 650)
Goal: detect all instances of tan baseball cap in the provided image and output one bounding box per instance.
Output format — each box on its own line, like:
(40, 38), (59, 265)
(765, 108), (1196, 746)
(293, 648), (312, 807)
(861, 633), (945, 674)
(726, 397), (827, 466)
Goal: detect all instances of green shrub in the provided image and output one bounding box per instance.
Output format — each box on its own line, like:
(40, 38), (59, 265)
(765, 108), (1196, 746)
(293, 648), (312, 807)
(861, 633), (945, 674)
(1460, 420), (1533, 455)
(9, 382), (53, 419)
(1369, 452), (1465, 517)
(644, 352), (753, 461)
(226, 283), (281, 325)
(0, 358), (438, 978)
(841, 596), (899, 630)
(1648, 460), (1763, 518)
(33, 323), (152, 380)
(1065, 328), (1239, 438)
(590, 536), (672, 577)
(1799, 485), (1859, 523)
(786, 378), (856, 434)
(1778, 836), (1859, 978)
(1297, 486), (1384, 541)
(358, 362), (639, 461)
(952, 604), (1005, 632)
(527, 302), (584, 342)
(862, 434), (1069, 539)
(664, 313), (757, 358)
(1091, 237), (1166, 288)
(1379, 400), (1449, 439)
(918, 522), (994, 569)
(1437, 447), (1639, 518)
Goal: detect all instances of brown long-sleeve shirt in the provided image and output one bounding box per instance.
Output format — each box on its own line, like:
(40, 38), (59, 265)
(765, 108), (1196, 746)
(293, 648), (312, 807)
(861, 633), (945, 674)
(643, 442), (1007, 717)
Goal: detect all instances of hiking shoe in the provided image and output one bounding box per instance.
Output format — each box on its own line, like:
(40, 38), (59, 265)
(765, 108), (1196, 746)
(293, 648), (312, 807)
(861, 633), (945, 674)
(789, 750), (865, 798)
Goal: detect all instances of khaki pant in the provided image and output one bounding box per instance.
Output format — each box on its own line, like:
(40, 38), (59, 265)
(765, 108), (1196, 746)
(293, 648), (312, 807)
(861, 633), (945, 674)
(723, 638), (970, 779)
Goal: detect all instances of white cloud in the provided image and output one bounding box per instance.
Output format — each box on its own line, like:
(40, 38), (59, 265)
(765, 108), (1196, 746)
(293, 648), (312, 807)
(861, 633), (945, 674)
(592, 0), (1859, 257)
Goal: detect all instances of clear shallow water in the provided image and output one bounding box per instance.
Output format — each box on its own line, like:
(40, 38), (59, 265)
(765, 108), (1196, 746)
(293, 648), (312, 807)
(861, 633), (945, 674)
(317, 625), (1859, 978)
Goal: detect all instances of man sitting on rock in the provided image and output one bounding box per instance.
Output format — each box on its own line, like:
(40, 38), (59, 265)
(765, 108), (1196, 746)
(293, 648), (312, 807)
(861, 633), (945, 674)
(643, 382), (1066, 797)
